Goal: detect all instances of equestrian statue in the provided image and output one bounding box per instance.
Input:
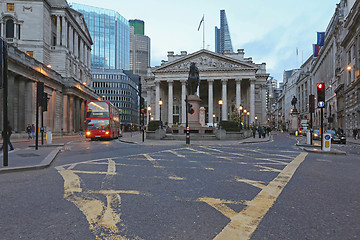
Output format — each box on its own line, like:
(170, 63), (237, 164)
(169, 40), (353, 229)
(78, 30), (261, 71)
(187, 62), (200, 96)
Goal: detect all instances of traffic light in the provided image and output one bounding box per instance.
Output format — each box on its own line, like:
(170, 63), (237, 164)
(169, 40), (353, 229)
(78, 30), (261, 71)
(317, 83), (325, 103)
(42, 92), (49, 112)
(309, 94), (315, 113)
(187, 103), (194, 114)
(141, 108), (147, 114)
(37, 81), (44, 107)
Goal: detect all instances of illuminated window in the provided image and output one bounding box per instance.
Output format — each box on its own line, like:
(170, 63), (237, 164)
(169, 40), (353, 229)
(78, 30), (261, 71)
(26, 51), (34, 57)
(7, 3), (15, 11)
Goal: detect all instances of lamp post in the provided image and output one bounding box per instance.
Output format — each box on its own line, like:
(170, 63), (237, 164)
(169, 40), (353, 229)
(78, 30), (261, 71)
(243, 109), (247, 129)
(247, 111), (250, 128)
(147, 106), (151, 129)
(255, 115), (258, 127)
(159, 99), (163, 129)
(239, 105), (243, 130)
(213, 114), (216, 127)
(218, 100), (223, 129)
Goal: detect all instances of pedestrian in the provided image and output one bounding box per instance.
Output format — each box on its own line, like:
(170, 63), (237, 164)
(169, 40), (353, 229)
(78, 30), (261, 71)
(258, 126), (262, 138)
(0, 122), (14, 151)
(26, 124), (32, 139)
(262, 127), (266, 138)
(31, 124), (35, 139)
(252, 126), (256, 138)
(353, 129), (358, 140)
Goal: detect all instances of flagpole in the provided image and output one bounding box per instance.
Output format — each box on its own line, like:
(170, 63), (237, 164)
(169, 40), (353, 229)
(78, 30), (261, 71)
(202, 14), (205, 49)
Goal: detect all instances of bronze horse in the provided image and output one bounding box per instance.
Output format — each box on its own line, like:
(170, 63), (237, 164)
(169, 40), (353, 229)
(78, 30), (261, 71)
(187, 62), (200, 95)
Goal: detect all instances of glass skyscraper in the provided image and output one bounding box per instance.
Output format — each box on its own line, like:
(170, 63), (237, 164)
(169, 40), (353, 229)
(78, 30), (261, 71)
(215, 10), (233, 54)
(70, 3), (129, 70)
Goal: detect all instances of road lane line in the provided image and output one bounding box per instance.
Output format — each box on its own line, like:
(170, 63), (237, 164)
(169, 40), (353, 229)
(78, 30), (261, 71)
(165, 150), (185, 158)
(214, 152), (308, 240)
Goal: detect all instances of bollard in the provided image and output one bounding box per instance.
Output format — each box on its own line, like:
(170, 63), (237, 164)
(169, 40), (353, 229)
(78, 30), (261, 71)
(46, 131), (52, 145)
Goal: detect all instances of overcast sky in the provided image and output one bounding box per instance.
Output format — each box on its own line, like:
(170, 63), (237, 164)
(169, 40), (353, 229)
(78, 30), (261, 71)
(71, 0), (340, 82)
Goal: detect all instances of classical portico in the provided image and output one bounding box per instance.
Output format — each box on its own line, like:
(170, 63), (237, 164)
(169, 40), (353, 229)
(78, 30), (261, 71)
(146, 49), (269, 127)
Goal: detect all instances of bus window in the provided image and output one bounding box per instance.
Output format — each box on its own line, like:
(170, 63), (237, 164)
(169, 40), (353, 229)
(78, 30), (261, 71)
(87, 102), (109, 118)
(86, 119), (110, 130)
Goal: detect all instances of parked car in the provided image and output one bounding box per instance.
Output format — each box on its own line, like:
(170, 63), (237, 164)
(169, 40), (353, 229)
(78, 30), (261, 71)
(312, 129), (320, 140)
(326, 130), (346, 144)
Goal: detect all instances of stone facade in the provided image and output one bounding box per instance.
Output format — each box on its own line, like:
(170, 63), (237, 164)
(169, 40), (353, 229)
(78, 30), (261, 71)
(277, 0), (360, 136)
(144, 49), (269, 127)
(0, 0), (97, 135)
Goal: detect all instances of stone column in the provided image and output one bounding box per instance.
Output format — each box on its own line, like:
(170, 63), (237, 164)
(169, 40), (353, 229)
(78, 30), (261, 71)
(56, 16), (61, 46)
(62, 95), (68, 133)
(84, 45), (87, 67)
(49, 90), (56, 131)
(80, 100), (85, 131)
(62, 17), (67, 47)
(74, 32), (78, 58)
(69, 95), (74, 133)
(208, 79), (214, 125)
(236, 78), (242, 112)
(14, 23), (17, 40)
(79, 40), (83, 63)
(25, 80), (34, 127)
(69, 25), (73, 53)
(261, 85), (267, 124)
(221, 79), (228, 121)
(155, 81), (160, 120)
(18, 78), (26, 131)
(181, 80), (187, 125)
(87, 48), (91, 67)
(7, 74), (15, 128)
(167, 80), (173, 125)
(250, 79), (256, 126)
(0, 22), (4, 37)
(75, 97), (80, 132)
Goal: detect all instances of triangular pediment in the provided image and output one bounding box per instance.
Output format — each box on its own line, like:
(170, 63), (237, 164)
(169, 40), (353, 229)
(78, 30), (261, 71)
(153, 49), (258, 73)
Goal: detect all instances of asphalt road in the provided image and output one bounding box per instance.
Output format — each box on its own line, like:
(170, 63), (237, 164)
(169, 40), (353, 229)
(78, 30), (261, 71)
(0, 134), (359, 240)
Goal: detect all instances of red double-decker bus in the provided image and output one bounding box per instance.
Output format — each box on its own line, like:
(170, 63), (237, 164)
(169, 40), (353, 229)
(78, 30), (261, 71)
(85, 100), (121, 140)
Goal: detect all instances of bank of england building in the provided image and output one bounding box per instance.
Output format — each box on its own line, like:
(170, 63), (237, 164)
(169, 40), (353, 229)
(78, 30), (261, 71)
(144, 49), (269, 128)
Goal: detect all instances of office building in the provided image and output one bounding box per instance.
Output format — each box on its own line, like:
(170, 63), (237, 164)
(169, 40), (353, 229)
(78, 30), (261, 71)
(129, 19), (150, 78)
(92, 69), (139, 126)
(215, 10), (233, 54)
(70, 3), (129, 70)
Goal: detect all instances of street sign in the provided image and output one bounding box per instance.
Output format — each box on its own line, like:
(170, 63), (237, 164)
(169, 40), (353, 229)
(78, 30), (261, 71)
(323, 133), (331, 152)
(318, 101), (325, 108)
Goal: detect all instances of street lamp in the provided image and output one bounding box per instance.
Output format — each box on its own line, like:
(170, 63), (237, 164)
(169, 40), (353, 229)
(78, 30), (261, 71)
(243, 109), (247, 128)
(239, 105), (243, 130)
(147, 106), (151, 127)
(255, 115), (258, 127)
(212, 114), (216, 126)
(159, 99), (163, 129)
(218, 100), (223, 129)
(247, 111), (250, 128)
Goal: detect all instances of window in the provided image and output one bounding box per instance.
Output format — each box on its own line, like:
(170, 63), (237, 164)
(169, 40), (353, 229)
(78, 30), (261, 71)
(7, 3), (15, 11)
(26, 51), (34, 57)
(6, 19), (14, 38)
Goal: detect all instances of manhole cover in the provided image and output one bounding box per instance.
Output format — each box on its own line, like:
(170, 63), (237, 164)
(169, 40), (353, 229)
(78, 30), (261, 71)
(17, 153), (41, 157)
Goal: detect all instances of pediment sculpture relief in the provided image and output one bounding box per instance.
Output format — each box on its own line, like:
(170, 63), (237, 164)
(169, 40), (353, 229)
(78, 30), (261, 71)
(166, 56), (246, 71)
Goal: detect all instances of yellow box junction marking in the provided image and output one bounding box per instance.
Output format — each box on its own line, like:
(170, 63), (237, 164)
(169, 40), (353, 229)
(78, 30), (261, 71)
(214, 152), (308, 240)
(56, 158), (146, 240)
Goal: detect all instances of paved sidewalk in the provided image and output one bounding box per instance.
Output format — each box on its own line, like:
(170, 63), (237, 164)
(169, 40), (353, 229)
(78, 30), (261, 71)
(0, 135), (83, 173)
(0, 146), (62, 173)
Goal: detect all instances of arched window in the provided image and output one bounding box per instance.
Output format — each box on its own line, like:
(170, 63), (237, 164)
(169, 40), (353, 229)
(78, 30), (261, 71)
(6, 19), (14, 38)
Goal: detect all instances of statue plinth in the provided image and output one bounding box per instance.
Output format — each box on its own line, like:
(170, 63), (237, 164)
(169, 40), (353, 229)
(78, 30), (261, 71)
(188, 95), (202, 128)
